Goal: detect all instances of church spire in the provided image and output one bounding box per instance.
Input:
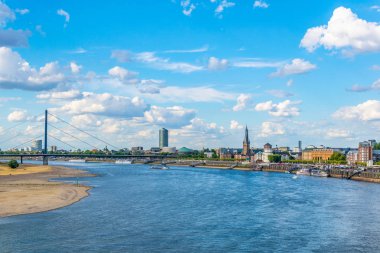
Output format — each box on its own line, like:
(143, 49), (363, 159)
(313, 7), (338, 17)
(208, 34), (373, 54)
(243, 125), (250, 144)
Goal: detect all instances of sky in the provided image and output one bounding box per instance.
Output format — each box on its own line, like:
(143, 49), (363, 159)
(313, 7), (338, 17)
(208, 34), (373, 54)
(1, 0), (380, 151)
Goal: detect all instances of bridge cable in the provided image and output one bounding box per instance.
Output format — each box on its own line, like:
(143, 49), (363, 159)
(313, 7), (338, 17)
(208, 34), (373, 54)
(48, 112), (121, 150)
(9, 135), (44, 151)
(48, 134), (80, 151)
(48, 123), (100, 150)
(0, 113), (45, 145)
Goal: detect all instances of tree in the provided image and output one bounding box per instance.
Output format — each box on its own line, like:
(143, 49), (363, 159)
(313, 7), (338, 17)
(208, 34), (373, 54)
(8, 160), (19, 169)
(268, 154), (281, 163)
(374, 143), (380, 150)
(329, 152), (346, 161)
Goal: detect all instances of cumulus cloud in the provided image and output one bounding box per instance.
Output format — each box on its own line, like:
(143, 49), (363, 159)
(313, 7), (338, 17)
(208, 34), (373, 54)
(144, 105), (196, 128)
(230, 120), (243, 130)
(271, 58), (316, 77)
(181, 0), (196, 16)
(232, 94), (251, 111)
(57, 9), (70, 27)
(108, 66), (137, 82)
(259, 122), (285, 137)
(300, 6), (380, 55)
(52, 92), (149, 118)
(208, 57), (228, 70)
(7, 110), (28, 122)
(70, 62), (82, 74)
(333, 100), (380, 121)
(0, 47), (65, 90)
(253, 1), (269, 9)
(255, 100), (301, 117)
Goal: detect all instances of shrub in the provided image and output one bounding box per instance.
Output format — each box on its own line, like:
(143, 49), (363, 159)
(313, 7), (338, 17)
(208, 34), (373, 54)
(8, 160), (19, 169)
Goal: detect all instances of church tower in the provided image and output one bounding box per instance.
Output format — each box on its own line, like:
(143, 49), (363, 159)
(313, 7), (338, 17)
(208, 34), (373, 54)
(242, 125), (251, 156)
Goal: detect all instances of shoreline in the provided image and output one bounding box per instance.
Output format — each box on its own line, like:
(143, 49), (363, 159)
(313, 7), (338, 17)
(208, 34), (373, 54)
(0, 164), (94, 218)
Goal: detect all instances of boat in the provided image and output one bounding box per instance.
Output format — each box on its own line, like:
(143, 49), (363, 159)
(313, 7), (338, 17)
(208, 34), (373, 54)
(68, 159), (87, 163)
(115, 160), (132, 164)
(296, 168), (310, 176)
(150, 165), (169, 170)
(310, 169), (329, 177)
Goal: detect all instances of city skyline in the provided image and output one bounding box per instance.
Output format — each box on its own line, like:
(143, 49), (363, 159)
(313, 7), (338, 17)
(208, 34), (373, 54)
(1, 0), (380, 150)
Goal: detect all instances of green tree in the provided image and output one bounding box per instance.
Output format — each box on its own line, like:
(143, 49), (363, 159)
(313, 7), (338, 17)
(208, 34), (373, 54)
(374, 143), (380, 150)
(329, 152), (346, 161)
(8, 160), (19, 169)
(268, 154), (281, 163)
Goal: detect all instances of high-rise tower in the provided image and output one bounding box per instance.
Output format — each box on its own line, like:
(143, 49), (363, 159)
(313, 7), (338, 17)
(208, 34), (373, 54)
(159, 128), (169, 148)
(242, 125), (251, 156)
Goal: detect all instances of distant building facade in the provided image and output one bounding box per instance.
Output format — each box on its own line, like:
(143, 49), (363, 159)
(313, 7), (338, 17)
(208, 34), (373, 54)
(302, 148), (334, 162)
(358, 141), (373, 163)
(159, 128), (169, 148)
(32, 140), (43, 152)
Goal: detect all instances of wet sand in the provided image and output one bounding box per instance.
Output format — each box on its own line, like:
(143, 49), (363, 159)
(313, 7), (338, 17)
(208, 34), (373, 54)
(0, 164), (94, 218)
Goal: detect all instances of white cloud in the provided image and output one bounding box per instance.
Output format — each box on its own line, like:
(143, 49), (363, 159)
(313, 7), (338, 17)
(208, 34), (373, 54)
(233, 94), (251, 111)
(144, 105), (196, 128)
(7, 110), (27, 122)
(214, 0), (235, 17)
(230, 120), (243, 130)
(333, 100), (380, 121)
(259, 122), (285, 137)
(181, 0), (196, 16)
(134, 51), (204, 73)
(52, 92), (148, 118)
(255, 100), (301, 117)
(0, 1), (15, 27)
(37, 90), (83, 100)
(253, 1), (269, 9)
(0, 47), (65, 90)
(271, 58), (316, 77)
(326, 129), (351, 138)
(108, 66), (137, 81)
(208, 57), (228, 70)
(286, 79), (293, 87)
(346, 79), (380, 92)
(57, 9), (70, 27)
(143, 86), (235, 103)
(15, 9), (29, 15)
(164, 45), (208, 53)
(70, 62), (82, 74)
(371, 5), (380, 12)
(232, 59), (282, 68)
(300, 7), (380, 55)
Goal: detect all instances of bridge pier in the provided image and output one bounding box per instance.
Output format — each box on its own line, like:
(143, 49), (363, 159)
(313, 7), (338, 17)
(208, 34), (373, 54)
(43, 156), (48, 166)
(20, 156), (23, 164)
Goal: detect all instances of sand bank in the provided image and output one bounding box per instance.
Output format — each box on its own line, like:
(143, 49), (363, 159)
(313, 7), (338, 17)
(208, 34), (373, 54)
(0, 164), (93, 218)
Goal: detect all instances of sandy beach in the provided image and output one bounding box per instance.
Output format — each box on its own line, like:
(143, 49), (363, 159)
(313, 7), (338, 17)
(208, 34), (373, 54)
(0, 164), (93, 218)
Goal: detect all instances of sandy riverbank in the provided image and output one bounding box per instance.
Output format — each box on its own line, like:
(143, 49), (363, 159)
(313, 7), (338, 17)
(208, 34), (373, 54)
(0, 164), (94, 218)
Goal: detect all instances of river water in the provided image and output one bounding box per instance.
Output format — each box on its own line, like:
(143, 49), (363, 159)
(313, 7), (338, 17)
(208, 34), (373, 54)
(1, 162), (380, 252)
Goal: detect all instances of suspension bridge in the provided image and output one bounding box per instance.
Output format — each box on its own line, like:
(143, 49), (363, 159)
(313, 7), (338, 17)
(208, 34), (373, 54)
(0, 110), (174, 165)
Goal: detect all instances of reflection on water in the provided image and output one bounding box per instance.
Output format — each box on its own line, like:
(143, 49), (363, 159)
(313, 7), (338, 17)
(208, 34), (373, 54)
(1, 162), (380, 253)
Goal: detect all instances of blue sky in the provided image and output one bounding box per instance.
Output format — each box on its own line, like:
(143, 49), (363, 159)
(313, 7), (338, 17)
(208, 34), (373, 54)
(1, 0), (380, 150)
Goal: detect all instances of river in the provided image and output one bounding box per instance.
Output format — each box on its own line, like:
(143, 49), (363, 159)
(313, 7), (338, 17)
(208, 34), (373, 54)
(1, 162), (380, 252)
